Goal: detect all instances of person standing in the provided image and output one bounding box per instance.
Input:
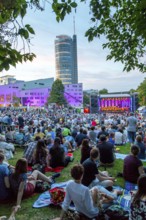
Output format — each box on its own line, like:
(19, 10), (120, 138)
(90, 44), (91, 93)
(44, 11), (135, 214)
(127, 112), (137, 145)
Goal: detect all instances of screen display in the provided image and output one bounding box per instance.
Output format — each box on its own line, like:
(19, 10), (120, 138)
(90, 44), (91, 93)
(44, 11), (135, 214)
(99, 97), (131, 112)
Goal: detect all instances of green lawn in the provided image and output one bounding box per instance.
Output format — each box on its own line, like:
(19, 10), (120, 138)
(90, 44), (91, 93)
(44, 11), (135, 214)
(0, 144), (145, 220)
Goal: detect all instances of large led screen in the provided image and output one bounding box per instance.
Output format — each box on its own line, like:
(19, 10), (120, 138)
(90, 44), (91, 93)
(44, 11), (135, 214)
(99, 97), (131, 112)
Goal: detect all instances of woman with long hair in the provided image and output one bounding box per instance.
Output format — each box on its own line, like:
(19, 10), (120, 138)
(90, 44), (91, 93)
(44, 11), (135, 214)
(9, 158), (53, 212)
(123, 145), (145, 184)
(129, 174), (146, 219)
(33, 139), (49, 167)
(49, 137), (71, 168)
(80, 139), (92, 164)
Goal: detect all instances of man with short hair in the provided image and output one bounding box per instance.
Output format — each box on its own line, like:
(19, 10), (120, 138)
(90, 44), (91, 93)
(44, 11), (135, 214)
(75, 128), (87, 147)
(60, 164), (99, 219)
(23, 136), (41, 165)
(97, 135), (115, 165)
(127, 112), (137, 145)
(82, 148), (115, 188)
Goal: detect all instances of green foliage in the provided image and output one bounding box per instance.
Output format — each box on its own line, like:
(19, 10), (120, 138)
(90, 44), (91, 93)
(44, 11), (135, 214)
(83, 92), (90, 106)
(1, 143), (141, 219)
(129, 89), (136, 94)
(137, 78), (146, 105)
(52, 0), (146, 73)
(0, 0), (37, 71)
(99, 88), (108, 94)
(1, 0), (146, 73)
(48, 79), (67, 105)
(52, 0), (77, 22)
(12, 95), (20, 107)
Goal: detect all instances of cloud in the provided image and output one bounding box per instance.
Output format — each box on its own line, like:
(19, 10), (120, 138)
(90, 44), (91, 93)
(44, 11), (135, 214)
(2, 1), (146, 94)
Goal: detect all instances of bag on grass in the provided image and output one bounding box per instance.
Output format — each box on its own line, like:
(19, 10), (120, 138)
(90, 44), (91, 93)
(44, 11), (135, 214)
(35, 181), (50, 193)
(32, 163), (46, 174)
(49, 187), (65, 205)
(104, 205), (129, 220)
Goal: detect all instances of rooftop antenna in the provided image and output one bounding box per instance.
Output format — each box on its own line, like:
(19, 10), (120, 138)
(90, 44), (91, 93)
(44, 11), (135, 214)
(73, 15), (76, 35)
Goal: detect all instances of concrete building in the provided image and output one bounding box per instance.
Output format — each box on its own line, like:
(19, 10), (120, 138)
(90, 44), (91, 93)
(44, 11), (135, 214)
(55, 35), (78, 84)
(0, 77), (83, 108)
(0, 75), (16, 85)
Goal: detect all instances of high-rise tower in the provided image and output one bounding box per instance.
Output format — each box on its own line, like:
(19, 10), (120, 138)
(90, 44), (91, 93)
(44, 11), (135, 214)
(55, 35), (78, 84)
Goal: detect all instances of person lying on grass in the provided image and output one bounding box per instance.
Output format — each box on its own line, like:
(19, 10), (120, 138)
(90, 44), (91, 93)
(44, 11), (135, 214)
(9, 158), (54, 213)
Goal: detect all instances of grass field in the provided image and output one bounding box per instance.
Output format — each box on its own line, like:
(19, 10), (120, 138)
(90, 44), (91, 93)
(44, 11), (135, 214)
(1, 144), (145, 220)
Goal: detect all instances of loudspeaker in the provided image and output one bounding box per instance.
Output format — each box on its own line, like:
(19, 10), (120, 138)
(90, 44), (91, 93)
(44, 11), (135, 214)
(90, 95), (98, 113)
(131, 93), (140, 112)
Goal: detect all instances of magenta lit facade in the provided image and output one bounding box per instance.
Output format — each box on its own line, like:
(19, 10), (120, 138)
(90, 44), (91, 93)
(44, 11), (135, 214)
(0, 81), (83, 108)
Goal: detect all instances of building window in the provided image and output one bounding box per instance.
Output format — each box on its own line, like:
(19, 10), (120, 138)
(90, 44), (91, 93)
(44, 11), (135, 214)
(0, 95), (4, 102)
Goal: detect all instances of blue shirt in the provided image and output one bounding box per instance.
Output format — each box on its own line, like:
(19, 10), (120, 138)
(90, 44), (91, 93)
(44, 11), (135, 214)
(62, 180), (99, 218)
(0, 164), (10, 201)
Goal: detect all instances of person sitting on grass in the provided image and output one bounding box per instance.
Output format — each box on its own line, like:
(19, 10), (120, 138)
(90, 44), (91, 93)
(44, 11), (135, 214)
(134, 135), (145, 159)
(58, 164), (122, 220)
(123, 145), (145, 184)
(129, 174), (146, 219)
(49, 137), (71, 168)
(23, 136), (41, 166)
(60, 164), (99, 219)
(80, 139), (92, 164)
(32, 139), (49, 172)
(9, 158), (54, 213)
(82, 148), (115, 189)
(0, 153), (11, 202)
(96, 135), (115, 166)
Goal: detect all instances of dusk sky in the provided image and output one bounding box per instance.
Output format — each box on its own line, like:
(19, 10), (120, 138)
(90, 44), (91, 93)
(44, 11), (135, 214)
(2, 1), (146, 92)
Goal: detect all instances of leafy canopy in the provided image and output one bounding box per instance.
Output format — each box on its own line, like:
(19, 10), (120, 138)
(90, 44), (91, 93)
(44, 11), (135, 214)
(0, 0), (38, 71)
(137, 78), (146, 105)
(48, 79), (67, 105)
(99, 88), (108, 94)
(52, 0), (146, 73)
(1, 0), (146, 73)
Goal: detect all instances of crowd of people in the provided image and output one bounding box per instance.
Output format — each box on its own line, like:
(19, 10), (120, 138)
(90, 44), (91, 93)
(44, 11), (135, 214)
(0, 107), (146, 219)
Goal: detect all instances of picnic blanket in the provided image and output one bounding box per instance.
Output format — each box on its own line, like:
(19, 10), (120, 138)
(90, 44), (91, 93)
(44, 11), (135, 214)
(33, 181), (69, 208)
(27, 166), (64, 173)
(117, 190), (132, 211)
(125, 181), (137, 191)
(33, 181), (134, 212)
(115, 153), (146, 162)
(28, 153), (73, 173)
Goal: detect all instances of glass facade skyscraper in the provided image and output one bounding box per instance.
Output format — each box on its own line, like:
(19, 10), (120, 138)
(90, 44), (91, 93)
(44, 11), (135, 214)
(55, 35), (78, 84)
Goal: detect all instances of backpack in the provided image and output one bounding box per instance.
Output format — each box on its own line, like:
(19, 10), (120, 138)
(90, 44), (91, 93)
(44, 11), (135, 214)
(35, 181), (50, 193)
(104, 205), (129, 220)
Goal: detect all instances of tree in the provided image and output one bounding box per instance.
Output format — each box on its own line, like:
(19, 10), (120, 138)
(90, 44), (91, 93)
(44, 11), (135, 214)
(12, 95), (20, 107)
(137, 78), (146, 105)
(48, 79), (67, 106)
(83, 92), (90, 106)
(129, 89), (136, 94)
(1, 0), (146, 73)
(99, 88), (108, 94)
(0, 0), (41, 71)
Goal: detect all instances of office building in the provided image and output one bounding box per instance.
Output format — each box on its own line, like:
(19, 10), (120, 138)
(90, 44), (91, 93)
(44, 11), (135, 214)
(55, 35), (78, 84)
(0, 76), (83, 108)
